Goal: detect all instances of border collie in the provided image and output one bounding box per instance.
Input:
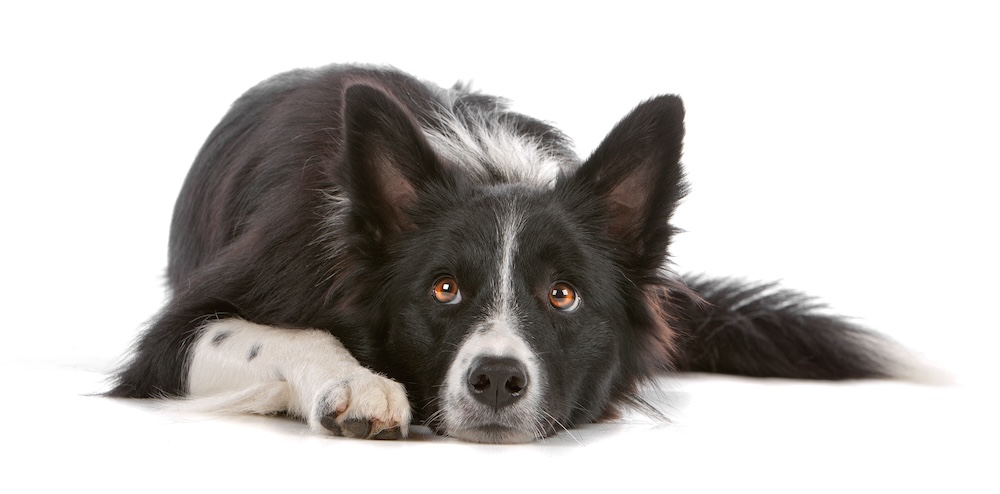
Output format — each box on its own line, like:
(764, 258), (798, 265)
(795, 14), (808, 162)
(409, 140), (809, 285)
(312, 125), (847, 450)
(109, 64), (891, 443)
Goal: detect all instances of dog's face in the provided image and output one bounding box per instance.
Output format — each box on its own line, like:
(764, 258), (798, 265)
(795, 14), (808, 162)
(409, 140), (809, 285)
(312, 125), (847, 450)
(340, 85), (686, 443)
(381, 186), (627, 442)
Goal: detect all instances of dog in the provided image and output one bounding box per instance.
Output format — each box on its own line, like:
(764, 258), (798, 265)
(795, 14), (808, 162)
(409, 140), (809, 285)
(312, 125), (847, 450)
(109, 64), (892, 443)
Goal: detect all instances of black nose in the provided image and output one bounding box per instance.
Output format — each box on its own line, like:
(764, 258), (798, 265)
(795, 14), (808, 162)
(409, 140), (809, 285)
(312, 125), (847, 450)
(467, 356), (529, 409)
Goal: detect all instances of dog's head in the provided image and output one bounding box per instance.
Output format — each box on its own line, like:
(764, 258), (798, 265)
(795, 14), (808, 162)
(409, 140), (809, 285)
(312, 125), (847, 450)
(339, 84), (686, 443)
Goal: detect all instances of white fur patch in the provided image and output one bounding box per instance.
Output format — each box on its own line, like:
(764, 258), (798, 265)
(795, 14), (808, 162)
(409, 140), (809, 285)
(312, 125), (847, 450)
(186, 318), (410, 438)
(495, 207), (524, 317)
(314, 187), (353, 274)
(422, 111), (570, 188)
(440, 323), (547, 443)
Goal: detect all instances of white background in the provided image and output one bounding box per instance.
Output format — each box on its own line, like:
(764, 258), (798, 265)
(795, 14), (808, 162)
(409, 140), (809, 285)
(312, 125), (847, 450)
(1, 1), (997, 492)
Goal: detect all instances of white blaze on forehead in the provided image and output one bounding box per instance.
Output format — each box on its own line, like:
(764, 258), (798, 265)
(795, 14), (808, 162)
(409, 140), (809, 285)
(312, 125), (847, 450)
(494, 206), (524, 321)
(447, 201), (532, 389)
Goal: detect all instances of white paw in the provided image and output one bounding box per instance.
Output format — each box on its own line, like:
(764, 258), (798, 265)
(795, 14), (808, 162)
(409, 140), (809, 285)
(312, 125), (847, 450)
(310, 370), (411, 439)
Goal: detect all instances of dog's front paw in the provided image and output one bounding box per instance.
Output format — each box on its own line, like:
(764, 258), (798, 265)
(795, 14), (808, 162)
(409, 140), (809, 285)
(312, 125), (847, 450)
(310, 371), (411, 439)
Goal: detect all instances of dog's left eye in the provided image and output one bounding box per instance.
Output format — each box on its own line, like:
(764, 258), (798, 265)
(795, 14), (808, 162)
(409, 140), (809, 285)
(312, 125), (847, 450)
(548, 282), (580, 312)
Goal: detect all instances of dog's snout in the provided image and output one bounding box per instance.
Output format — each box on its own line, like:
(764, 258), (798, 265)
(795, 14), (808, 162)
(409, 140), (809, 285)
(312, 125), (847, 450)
(467, 356), (528, 409)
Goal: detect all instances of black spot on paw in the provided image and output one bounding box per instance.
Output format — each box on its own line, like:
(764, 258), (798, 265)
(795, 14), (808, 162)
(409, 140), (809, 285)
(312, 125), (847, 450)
(211, 331), (232, 346)
(320, 415), (343, 435)
(247, 344), (261, 361)
(340, 418), (373, 438)
(372, 426), (402, 440)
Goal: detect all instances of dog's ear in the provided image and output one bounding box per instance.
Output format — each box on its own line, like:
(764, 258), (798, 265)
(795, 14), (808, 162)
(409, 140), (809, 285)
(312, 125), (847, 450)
(342, 83), (446, 239)
(567, 95), (687, 269)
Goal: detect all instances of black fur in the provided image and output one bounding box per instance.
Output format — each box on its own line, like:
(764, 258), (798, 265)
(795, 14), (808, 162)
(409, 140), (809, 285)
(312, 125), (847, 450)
(109, 64), (891, 439)
(672, 276), (889, 379)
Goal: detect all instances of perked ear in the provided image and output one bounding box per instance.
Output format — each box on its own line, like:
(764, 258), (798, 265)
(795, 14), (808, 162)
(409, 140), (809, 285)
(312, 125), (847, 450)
(342, 83), (445, 239)
(569, 95), (687, 269)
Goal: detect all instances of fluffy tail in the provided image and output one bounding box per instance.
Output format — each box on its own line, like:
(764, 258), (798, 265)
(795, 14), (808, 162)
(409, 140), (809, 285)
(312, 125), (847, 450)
(670, 276), (893, 380)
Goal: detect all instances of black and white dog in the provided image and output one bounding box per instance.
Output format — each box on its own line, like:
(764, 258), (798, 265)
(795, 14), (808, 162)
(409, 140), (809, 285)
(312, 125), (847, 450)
(110, 64), (892, 443)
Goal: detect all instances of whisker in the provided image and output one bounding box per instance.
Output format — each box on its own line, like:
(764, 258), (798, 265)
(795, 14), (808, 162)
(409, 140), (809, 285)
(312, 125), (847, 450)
(539, 410), (580, 445)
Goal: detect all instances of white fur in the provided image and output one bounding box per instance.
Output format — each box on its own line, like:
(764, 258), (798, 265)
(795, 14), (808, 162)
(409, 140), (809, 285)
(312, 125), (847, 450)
(423, 111), (572, 188)
(186, 318), (411, 438)
(495, 206), (524, 316)
(315, 187), (353, 277)
(440, 323), (546, 443)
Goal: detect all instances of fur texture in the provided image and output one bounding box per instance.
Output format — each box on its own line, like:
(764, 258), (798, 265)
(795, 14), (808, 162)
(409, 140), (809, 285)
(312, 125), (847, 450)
(109, 64), (892, 443)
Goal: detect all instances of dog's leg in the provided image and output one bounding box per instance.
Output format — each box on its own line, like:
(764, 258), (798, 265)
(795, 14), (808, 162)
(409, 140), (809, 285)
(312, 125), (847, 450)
(187, 318), (410, 439)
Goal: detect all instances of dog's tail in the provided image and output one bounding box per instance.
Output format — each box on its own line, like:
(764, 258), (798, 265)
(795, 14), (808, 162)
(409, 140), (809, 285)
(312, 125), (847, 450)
(668, 276), (895, 379)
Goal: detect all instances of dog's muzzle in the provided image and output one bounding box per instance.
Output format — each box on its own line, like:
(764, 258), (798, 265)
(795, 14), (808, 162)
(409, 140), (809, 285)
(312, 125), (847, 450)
(438, 328), (548, 443)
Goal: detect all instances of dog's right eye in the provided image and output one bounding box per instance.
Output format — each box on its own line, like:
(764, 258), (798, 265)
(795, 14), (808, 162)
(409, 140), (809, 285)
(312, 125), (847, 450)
(548, 282), (581, 312)
(432, 276), (462, 305)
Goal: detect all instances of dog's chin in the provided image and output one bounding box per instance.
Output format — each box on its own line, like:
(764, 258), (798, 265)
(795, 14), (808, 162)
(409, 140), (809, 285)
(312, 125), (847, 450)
(446, 424), (539, 444)
(443, 421), (552, 444)
(436, 401), (557, 444)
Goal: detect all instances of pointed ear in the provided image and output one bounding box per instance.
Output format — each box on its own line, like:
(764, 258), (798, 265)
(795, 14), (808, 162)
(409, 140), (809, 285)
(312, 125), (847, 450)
(342, 83), (445, 239)
(568, 95), (687, 267)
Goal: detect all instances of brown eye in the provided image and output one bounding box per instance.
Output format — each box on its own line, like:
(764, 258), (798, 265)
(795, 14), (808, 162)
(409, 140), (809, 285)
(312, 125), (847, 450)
(548, 282), (580, 311)
(432, 276), (462, 304)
